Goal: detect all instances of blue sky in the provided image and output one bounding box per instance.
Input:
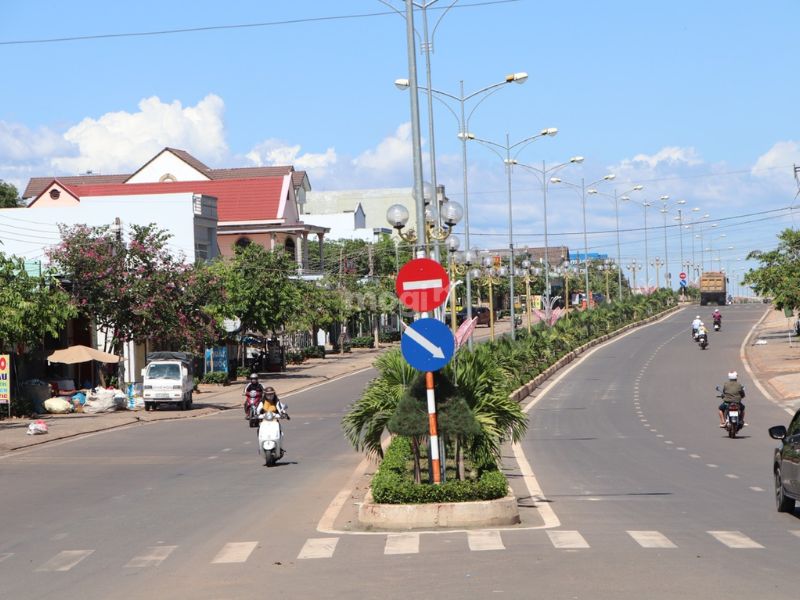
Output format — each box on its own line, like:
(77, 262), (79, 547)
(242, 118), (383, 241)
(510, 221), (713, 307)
(2, 0), (799, 287)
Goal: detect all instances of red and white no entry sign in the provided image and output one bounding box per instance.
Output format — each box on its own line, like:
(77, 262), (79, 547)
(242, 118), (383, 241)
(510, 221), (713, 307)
(679, 272), (687, 280)
(395, 258), (450, 312)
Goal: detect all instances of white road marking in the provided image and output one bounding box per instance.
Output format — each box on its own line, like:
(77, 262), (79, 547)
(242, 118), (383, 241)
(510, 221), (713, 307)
(221, 448), (231, 452)
(627, 531), (677, 548)
(36, 550), (94, 572)
(689, 454), (701, 458)
(725, 474), (739, 479)
(298, 538), (338, 559)
(208, 456), (218, 460)
(665, 441), (674, 444)
(656, 434), (664, 438)
(0, 553), (13, 563)
(708, 531), (763, 549)
(467, 530), (505, 551)
(547, 530), (589, 549)
(125, 545), (177, 568)
(677, 447), (686, 451)
(212, 541), (259, 564)
(384, 533), (420, 555)
(789, 530), (800, 539)
(706, 464), (718, 468)
(750, 486), (764, 492)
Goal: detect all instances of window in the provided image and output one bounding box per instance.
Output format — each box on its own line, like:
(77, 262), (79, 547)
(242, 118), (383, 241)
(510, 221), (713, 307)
(146, 363), (181, 380)
(235, 237), (251, 249)
(49, 189), (61, 200)
(159, 173), (177, 182)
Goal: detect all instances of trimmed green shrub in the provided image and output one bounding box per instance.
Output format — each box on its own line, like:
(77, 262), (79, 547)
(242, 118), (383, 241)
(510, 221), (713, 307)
(350, 336), (375, 349)
(371, 437), (508, 504)
(303, 345), (326, 359)
(287, 351), (305, 364)
(379, 331), (402, 343)
(201, 371), (228, 384)
(236, 366), (251, 379)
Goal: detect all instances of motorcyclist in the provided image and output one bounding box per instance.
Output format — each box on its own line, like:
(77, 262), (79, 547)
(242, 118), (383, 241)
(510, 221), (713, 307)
(691, 315), (702, 337)
(259, 386), (288, 419)
(712, 309), (722, 325)
(243, 373), (264, 417)
(718, 371), (746, 427)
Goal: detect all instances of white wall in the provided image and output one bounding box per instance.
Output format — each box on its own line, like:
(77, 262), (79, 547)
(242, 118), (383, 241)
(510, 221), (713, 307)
(0, 193), (206, 264)
(126, 152), (210, 184)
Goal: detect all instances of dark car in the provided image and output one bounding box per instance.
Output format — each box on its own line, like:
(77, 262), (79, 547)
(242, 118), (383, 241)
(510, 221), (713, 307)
(456, 306), (491, 327)
(768, 408), (800, 512)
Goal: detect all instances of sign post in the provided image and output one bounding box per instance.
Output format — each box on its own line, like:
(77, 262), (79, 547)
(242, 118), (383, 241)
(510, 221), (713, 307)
(396, 259), (454, 485)
(0, 354), (11, 418)
(679, 272), (687, 300)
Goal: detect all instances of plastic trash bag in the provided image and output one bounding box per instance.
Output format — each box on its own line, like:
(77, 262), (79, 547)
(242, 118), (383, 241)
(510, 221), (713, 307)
(26, 420), (49, 435)
(44, 397), (73, 414)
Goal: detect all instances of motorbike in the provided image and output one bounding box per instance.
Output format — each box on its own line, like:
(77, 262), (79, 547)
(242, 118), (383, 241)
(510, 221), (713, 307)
(244, 389), (262, 428)
(698, 332), (708, 349)
(713, 321), (720, 331)
(692, 328), (700, 341)
(258, 408), (289, 467)
(716, 386), (743, 438)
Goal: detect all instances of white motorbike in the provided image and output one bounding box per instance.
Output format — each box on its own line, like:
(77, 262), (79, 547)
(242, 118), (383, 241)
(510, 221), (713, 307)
(258, 408), (289, 467)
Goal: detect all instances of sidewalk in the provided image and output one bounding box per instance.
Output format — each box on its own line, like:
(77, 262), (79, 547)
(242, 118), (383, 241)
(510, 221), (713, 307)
(743, 306), (800, 412)
(0, 345), (388, 455)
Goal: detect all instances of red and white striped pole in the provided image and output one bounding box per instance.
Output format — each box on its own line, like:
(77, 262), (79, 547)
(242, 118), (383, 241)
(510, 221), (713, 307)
(425, 371), (441, 484)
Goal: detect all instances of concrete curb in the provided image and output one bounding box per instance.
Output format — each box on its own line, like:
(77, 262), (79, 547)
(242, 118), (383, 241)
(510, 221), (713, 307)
(358, 490), (520, 530)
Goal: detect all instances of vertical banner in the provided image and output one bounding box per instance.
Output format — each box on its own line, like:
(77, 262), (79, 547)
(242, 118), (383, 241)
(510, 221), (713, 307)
(204, 347), (228, 375)
(0, 354), (10, 408)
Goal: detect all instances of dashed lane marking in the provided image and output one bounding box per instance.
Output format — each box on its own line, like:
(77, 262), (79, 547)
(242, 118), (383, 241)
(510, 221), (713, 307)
(708, 531), (763, 549)
(0, 553), (13, 563)
(125, 545), (177, 568)
(384, 533), (420, 555)
(211, 541), (259, 564)
(297, 537), (338, 559)
(467, 530), (505, 551)
(36, 550), (94, 572)
(547, 530), (590, 549)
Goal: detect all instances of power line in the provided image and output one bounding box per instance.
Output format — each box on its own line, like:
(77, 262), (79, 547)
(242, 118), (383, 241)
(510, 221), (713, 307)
(0, 1), (520, 46)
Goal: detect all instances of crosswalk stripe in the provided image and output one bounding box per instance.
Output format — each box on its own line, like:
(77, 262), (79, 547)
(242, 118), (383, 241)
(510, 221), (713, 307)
(212, 541), (259, 564)
(36, 550), (94, 572)
(384, 533), (420, 555)
(0, 553), (14, 563)
(125, 545), (177, 568)
(547, 530), (590, 549)
(627, 531), (676, 548)
(467, 530), (505, 551)
(789, 530), (800, 540)
(708, 531), (763, 549)
(297, 538), (338, 559)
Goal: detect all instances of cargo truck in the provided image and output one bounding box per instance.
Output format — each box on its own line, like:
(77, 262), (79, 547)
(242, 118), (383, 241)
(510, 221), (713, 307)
(141, 351), (194, 411)
(699, 271), (727, 306)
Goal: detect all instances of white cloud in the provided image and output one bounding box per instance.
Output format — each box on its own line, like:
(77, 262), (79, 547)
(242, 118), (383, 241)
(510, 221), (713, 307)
(352, 123), (412, 172)
(246, 139), (337, 171)
(52, 94), (228, 174)
(752, 141), (800, 179)
(0, 121), (71, 162)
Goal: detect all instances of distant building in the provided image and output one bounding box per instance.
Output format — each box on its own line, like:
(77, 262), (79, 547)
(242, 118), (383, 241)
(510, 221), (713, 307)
(303, 203), (392, 242)
(304, 188), (416, 236)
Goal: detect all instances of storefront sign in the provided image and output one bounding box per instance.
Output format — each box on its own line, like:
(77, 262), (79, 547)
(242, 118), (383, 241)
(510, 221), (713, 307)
(204, 347), (228, 374)
(0, 354), (10, 404)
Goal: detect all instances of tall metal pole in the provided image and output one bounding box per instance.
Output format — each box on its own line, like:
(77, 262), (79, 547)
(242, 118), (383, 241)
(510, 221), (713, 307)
(615, 189), (623, 300)
(419, 2), (441, 264)
(405, 0), (427, 260)
(581, 177), (591, 307)
(505, 133), (516, 339)
(678, 208), (684, 279)
(643, 203), (650, 290)
(459, 82), (474, 349)
(542, 159), (551, 308)
(662, 208), (669, 289)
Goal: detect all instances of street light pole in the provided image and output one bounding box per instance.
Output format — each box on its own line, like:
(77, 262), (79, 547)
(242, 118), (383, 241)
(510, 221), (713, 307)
(470, 128), (557, 339)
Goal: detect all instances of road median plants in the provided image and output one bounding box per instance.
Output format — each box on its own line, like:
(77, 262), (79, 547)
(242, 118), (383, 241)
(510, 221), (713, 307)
(343, 289), (677, 503)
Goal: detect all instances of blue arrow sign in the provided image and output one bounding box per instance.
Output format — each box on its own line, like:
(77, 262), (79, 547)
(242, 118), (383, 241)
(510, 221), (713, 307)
(679, 279), (688, 287)
(400, 318), (455, 372)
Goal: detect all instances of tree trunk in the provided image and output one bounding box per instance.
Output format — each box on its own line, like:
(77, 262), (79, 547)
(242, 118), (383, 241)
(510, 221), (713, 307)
(456, 438), (465, 481)
(411, 436), (422, 484)
(373, 313), (380, 348)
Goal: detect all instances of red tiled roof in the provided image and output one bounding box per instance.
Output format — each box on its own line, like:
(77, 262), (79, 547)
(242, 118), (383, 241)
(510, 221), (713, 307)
(23, 174), (129, 199)
(65, 177), (288, 222)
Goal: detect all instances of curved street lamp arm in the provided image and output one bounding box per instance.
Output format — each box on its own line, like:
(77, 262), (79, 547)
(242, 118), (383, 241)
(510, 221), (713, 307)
(378, 0), (423, 44)
(428, 93), (460, 126)
(431, 0), (459, 39)
(510, 133), (548, 161)
(471, 137), (506, 162)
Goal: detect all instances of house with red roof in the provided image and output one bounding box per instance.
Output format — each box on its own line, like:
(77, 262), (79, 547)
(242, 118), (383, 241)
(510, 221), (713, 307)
(22, 148), (328, 272)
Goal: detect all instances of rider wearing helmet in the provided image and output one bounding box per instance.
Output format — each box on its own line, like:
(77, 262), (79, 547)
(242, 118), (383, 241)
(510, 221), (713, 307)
(712, 309), (722, 324)
(243, 373), (265, 417)
(719, 371), (746, 427)
(692, 315), (702, 336)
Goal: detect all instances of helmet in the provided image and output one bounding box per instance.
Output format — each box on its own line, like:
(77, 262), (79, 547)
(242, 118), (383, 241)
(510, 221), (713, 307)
(696, 315), (700, 319)
(249, 373), (258, 380)
(728, 371), (738, 380)
(264, 386), (275, 395)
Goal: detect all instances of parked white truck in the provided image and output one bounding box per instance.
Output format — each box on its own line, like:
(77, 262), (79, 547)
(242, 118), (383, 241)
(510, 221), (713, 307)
(141, 352), (194, 411)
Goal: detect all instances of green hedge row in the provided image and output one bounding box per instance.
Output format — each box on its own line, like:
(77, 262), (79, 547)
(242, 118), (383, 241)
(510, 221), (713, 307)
(371, 437), (508, 504)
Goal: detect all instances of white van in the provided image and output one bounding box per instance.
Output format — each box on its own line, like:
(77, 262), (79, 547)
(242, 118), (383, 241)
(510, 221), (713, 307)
(141, 352), (194, 411)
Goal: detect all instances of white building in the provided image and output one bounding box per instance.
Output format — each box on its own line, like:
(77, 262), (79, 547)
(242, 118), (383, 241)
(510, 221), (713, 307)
(303, 188), (416, 235)
(302, 203), (391, 241)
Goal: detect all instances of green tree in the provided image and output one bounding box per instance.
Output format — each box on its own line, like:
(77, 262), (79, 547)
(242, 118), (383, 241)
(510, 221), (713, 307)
(286, 280), (342, 343)
(0, 253), (76, 352)
(0, 180), (21, 208)
(744, 228), (800, 311)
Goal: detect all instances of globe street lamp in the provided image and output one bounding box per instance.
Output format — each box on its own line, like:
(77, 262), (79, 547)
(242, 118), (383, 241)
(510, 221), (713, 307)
(394, 73), (528, 347)
(551, 173), (616, 309)
(469, 128), (558, 338)
(626, 260), (643, 293)
(586, 185), (644, 300)
(479, 255), (505, 341)
(622, 196), (654, 291)
(651, 256), (665, 288)
(657, 196), (686, 289)
(509, 157), (584, 317)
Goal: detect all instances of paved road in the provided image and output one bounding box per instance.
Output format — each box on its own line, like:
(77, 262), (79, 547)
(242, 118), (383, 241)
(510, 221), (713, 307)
(3, 305), (798, 599)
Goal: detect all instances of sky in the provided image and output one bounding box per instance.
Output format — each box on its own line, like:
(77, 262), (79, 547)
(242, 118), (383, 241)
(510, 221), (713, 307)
(2, 0), (799, 289)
